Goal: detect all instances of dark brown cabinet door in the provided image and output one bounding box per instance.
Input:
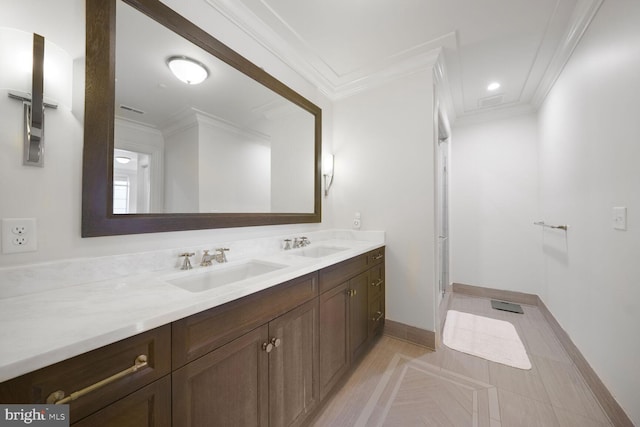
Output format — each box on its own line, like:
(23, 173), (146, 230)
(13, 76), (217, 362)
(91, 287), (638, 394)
(268, 299), (319, 427)
(349, 271), (370, 362)
(72, 376), (171, 427)
(318, 281), (349, 400)
(172, 325), (269, 427)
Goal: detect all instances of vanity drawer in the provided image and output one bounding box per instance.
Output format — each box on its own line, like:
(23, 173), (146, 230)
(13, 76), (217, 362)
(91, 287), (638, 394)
(319, 253), (368, 293)
(172, 272), (318, 368)
(0, 325), (171, 424)
(368, 262), (385, 301)
(369, 296), (385, 338)
(367, 247), (385, 266)
(72, 375), (171, 427)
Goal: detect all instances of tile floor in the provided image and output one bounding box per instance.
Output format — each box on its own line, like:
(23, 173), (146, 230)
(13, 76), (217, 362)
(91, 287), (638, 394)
(308, 292), (612, 426)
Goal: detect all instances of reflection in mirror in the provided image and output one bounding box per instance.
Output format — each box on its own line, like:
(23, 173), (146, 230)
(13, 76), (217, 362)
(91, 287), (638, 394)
(113, 0), (315, 214)
(82, 0), (321, 237)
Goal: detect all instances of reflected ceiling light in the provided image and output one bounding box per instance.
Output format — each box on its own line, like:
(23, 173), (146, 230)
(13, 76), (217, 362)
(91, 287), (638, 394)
(115, 156), (131, 164)
(167, 56), (209, 85)
(487, 82), (501, 91)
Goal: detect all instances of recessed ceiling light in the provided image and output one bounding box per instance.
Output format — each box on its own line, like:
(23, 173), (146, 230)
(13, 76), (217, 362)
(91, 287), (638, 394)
(487, 82), (501, 91)
(167, 56), (209, 85)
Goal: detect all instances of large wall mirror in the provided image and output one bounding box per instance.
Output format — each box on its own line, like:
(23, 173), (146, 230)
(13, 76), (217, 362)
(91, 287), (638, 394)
(82, 0), (321, 236)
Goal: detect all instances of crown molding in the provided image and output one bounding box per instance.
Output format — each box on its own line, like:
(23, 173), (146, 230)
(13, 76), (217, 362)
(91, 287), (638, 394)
(453, 103), (536, 128)
(204, 0), (453, 100)
(530, 0), (604, 108)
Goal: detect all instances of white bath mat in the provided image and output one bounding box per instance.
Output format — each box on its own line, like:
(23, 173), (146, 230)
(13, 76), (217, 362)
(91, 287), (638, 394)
(443, 310), (532, 370)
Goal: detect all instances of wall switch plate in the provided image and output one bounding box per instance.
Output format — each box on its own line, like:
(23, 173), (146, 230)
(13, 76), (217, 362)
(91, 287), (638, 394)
(2, 218), (37, 253)
(353, 212), (361, 229)
(612, 207), (627, 230)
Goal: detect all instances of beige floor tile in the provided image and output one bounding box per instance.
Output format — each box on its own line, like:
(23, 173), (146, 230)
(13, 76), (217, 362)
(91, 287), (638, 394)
(498, 388), (560, 426)
(533, 355), (610, 423)
(488, 360), (550, 403)
(553, 406), (613, 427)
(310, 293), (614, 427)
(438, 345), (492, 383)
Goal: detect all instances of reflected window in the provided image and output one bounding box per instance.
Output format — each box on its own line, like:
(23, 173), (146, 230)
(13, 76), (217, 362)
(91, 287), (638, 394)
(113, 176), (130, 214)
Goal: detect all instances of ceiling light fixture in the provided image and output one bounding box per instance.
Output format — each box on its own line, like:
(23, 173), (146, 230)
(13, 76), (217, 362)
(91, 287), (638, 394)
(115, 156), (131, 164)
(487, 82), (501, 91)
(166, 56), (209, 85)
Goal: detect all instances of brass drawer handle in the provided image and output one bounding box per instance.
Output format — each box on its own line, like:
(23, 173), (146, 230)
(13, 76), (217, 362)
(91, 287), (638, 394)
(372, 311), (384, 322)
(371, 279), (384, 287)
(372, 253), (383, 261)
(346, 289), (357, 297)
(46, 355), (148, 405)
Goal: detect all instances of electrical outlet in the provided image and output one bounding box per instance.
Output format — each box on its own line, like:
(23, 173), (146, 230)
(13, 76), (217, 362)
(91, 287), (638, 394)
(2, 218), (37, 253)
(13, 236), (28, 246)
(12, 226), (26, 235)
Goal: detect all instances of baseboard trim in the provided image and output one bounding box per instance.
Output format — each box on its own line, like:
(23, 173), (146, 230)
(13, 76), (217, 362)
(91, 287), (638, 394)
(384, 319), (435, 350)
(451, 283), (633, 426)
(452, 282), (539, 306)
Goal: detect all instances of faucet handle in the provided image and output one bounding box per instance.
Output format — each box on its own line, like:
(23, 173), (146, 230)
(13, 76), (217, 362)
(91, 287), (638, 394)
(300, 237), (310, 246)
(283, 239), (292, 250)
(214, 248), (229, 263)
(179, 252), (195, 270)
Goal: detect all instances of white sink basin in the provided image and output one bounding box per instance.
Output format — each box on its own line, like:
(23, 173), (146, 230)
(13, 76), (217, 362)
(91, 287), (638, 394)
(290, 246), (348, 258)
(168, 260), (286, 293)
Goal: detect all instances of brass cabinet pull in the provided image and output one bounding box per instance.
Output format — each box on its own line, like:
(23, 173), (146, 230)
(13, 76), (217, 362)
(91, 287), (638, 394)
(372, 311), (384, 322)
(371, 279), (384, 287)
(346, 289), (356, 297)
(372, 253), (383, 261)
(270, 337), (281, 348)
(46, 355), (148, 405)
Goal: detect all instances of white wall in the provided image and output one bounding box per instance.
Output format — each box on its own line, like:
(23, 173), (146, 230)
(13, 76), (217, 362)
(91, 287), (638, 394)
(450, 113), (543, 296)
(332, 70), (437, 332)
(538, 0), (640, 423)
(164, 123), (200, 212)
(0, 0), (333, 269)
(198, 118), (271, 213)
(270, 109), (315, 213)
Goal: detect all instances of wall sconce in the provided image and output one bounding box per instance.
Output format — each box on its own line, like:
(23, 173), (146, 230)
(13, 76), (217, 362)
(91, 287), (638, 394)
(323, 153), (334, 196)
(167, 56), (209, 85)
(7, 33), (58, 167)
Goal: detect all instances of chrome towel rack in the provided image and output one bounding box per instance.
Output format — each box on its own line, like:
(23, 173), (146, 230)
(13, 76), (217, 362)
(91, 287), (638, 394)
(534, 221), (568, 231)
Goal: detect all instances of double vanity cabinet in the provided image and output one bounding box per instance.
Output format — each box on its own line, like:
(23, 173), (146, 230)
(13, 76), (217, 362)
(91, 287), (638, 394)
(0, 247), (385, 427)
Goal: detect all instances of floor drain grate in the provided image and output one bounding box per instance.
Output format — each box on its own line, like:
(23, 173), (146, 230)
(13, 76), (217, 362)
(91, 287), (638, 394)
(491, 300), (524, 314)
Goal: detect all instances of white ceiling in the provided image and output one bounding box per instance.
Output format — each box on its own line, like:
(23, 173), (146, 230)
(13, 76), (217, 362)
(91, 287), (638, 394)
(207, 0), (603, 122)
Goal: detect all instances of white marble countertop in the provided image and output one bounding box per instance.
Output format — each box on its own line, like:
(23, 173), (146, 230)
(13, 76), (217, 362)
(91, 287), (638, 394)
(0, 231), (384, 382)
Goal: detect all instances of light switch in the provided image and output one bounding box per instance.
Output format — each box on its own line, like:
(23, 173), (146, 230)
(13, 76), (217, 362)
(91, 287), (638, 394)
(612, 207), (627, 231)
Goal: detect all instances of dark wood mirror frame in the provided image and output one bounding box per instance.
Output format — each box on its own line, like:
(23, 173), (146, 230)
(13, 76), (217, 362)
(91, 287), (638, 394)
(82, 0), (322, 237)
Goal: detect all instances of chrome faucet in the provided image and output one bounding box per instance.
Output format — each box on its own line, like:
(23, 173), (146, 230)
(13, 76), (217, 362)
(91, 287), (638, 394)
(179, 252), (195, 270)
(200, 250), (214, 266)
(292, 237), (310, 248)
(214, 248), (229, 263)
